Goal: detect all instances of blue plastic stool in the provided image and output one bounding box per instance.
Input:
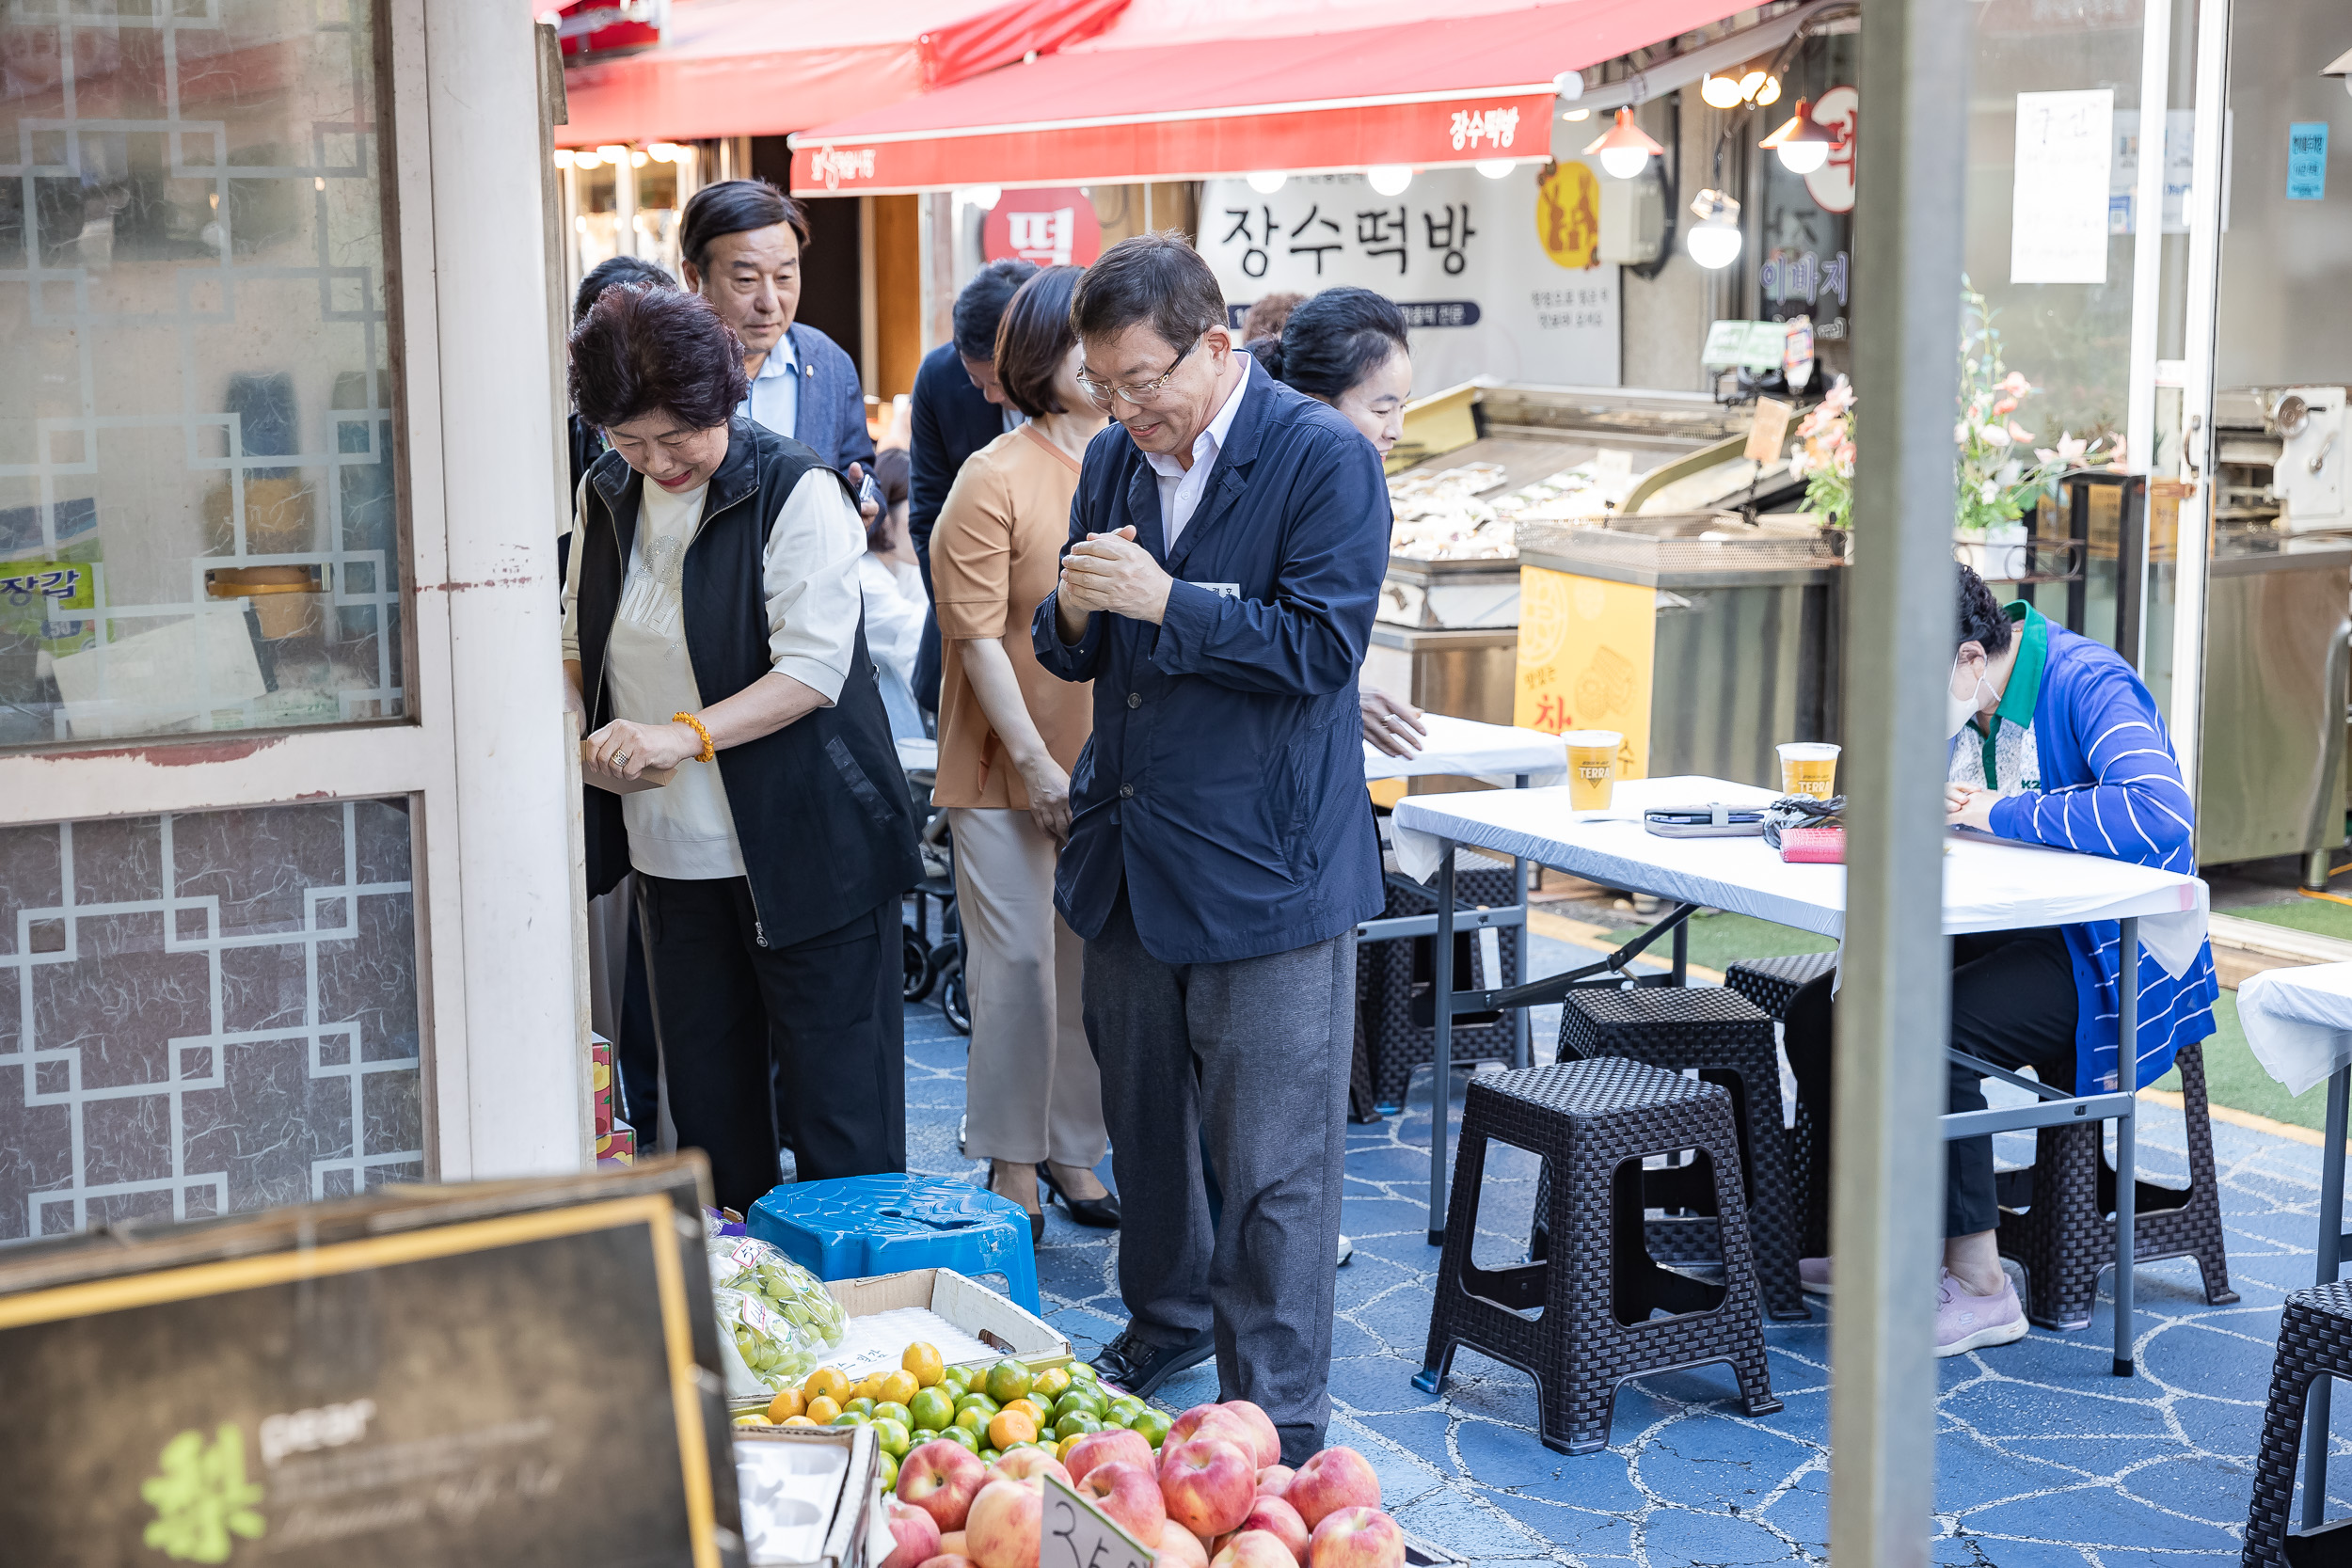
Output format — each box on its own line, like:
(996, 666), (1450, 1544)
(747, 1174), (1041, 1314)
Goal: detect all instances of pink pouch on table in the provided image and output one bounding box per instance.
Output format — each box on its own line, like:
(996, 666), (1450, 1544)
(1779, 826), (1846, 863)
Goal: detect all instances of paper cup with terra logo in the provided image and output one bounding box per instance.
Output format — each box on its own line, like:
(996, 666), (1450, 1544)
(1777, 742), (1840, 800)
(1562, 731), (1623, 810)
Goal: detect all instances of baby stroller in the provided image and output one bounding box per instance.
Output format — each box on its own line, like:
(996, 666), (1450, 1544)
(896, 739), (968, 1035)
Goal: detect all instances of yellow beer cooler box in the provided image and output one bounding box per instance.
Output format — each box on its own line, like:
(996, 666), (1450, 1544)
(1512, 515), (1849, 788)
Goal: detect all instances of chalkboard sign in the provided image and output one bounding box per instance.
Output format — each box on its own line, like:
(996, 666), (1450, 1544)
(0, 1158), (741, 1568)
(1041, 1474), (1153, 1568)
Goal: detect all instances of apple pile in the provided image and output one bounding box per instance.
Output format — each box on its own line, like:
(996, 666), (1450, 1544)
(883, 1399), (1407, 1568)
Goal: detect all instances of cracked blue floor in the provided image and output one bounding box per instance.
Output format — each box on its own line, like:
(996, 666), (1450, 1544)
(901, 933), (2338, 1565)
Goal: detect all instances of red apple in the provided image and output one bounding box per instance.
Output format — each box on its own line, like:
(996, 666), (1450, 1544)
(899, 1440), (990, 1533)
(882, 1498), (945, 1568)
(940, 1533), (967, 1558)
(1235, 1496), (1310, 1561)
(986, 1448), (1071, 1489)
(1157, 1437), (1257, 1539)
(1155, 1520), (1210, 1568)
(965, 1478), (1044, 1568)
(1217, 1402), (1282, 1469)
(1170, 1403), (1261, 1454)
(1211, 1530), (1301, 1568)
(1065, 1428), (1156, 1487)
(1079, 1458), (1168, 1542)
(1307, 1508), (1405, 1568)
(1255, 1465), (1295, 1498)
(916, 1559), (976, 1568)
(1284, 1447), (1381, 1530)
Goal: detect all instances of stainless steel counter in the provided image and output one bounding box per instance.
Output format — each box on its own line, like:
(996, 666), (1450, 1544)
(2196, 527), (2352, 870)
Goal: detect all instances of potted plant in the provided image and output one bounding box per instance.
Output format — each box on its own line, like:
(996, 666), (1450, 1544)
(1782, 281), (2122, 578)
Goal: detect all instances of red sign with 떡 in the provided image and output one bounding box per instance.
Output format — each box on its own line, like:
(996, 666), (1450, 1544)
(983, 188), (1103, 268)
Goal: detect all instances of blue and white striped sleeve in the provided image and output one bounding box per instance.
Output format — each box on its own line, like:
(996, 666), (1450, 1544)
(1985, 667), (2194, 868)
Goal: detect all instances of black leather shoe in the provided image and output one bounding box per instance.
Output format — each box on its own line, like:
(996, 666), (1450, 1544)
(1037, 1164), (1120, 1228)
(1089, 1325), (1215, 1399)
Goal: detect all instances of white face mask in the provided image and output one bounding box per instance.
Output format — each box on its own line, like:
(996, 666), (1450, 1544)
(1947, 656), (1995, 740)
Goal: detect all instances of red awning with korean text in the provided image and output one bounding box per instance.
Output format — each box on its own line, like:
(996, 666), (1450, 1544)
(785, 0), (1758, 195)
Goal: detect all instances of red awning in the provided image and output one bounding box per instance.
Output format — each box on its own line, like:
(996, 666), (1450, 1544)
(785, 0), (1756, 195)
(555, 0), (1130, 149)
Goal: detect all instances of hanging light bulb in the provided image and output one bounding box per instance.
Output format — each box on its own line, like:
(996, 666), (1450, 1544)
(1685, 188), (1743, 270)
(1737, 70), (1769, 102)
(1700, 71), (1744, 109)
(1583, 106), (1665, 180)
(1759, 98), (1837, 176)
(1367, 165), (1414, 196)
(1474, 159), (1516, 179)
(1562, 108), (1592, 122)
(1754, 74), (1782, 106)
(552, 148), (575, 169)
(1246, 170), (1288, 195)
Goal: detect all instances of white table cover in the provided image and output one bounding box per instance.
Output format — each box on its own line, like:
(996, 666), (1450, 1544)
(2237, 962), (2352, 1097)
(1364, 713), (1567, 786)
(1391, 775), (2211, 979)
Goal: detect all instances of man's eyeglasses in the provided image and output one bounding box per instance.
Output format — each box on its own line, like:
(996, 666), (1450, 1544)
(1077, 335), (1202, 407)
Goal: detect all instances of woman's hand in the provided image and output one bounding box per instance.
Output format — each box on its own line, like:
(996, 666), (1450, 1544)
(1018, 755), (1074, 847)
(1946, 782), (1999, 832)
(586, 717), (701, 780)
(1360, 686), (1426, 758)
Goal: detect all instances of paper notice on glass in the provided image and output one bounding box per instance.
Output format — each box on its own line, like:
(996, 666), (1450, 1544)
(51, 610), (267, 738)
(2010, 89), (2115, 284)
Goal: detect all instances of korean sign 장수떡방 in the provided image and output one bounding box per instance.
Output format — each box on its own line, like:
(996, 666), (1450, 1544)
(1202, 165), (1619, 391)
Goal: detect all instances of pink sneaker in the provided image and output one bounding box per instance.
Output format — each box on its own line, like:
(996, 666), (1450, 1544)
(1936, 1269), (2027, 1357)
(1799, 1257), (1832, 1296)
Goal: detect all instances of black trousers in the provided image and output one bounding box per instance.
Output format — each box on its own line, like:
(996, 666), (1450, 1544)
(1782, 927), (2078, 1241)
(635, 876), (906, 1214)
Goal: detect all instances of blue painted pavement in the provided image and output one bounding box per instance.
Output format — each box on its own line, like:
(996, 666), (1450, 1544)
(900, 931), (2340, 1565)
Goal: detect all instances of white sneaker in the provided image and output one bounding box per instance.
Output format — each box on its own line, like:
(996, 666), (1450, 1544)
(1935, 1268), (2027, 1357)
(1337, 1235), (1354, 1268)
(1799, 1257), (1831, 1296)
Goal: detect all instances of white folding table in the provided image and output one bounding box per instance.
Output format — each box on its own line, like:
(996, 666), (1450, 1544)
(1391, 774), (2212, 1375)
(1354, 717), (1569, 1072)
(2236, 962), (2352, 1527)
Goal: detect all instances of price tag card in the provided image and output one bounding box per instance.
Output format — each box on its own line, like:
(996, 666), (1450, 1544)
(1041, 1474), (1154, 1568)
(1744, 398), (1794, 463)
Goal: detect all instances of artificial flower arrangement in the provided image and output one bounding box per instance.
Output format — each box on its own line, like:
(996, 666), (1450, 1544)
(1785, 280), (2122, 531)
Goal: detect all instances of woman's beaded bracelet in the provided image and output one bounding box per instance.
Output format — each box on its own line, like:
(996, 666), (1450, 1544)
(672, 710), (716, 764)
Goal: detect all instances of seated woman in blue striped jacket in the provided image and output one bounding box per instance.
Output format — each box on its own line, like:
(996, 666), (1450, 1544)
(1782, 563), (2219, 1357)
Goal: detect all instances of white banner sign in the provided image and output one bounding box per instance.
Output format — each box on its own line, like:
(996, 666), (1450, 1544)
(2010, 88), (2115, 284)
(1202, 165), (1620, 391)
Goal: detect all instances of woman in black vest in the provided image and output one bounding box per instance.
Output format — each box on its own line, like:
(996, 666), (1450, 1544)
(561, 284), (922, 1213)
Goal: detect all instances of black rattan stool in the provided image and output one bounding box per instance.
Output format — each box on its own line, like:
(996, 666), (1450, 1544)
(1994, 1038), (2237, 1328)
(2243, 1282), (2352, 1566)
(1724, 952), (1838, 1259)
(1415, 1056), (1782, 1454)
(1543, 988), (1807, 1321)
(1723, 951), (1840, 1019)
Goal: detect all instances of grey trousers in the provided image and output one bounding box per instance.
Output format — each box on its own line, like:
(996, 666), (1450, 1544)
(1082, 890), (1355, 1463)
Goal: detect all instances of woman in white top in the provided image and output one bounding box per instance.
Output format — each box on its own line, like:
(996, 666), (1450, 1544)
(858, 444), (927, 738)
(561, 284), (922, 1213)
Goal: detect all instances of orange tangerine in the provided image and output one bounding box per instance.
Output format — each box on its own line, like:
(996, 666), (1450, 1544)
(1003, 1398), (1048, 1429)
(765, 1387), (806, 1423)
(987, 1410), (1039, 1450)
(878, 1369), (921, 1408)
(805, 1395), (842, 1426)
(781, 1416), (818, 1428)
(901, 1342), (946, 1388)
(803, 1367), (850, 1404)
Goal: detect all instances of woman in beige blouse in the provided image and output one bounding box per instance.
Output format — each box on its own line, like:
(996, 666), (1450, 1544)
(930, 265), (1115, 1240)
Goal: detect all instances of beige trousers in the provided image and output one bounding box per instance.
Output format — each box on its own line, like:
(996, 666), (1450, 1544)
(948, 805), (1107, 1168)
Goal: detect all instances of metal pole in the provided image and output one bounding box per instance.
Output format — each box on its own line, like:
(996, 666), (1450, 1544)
(2304, 1069), (2349, 1528)
(1514, 774), (1531, 1071)
(1428, 846), (1456, 1246)
(2112, 917), (2138, 1376)
(1833, 1), (1971, 1561)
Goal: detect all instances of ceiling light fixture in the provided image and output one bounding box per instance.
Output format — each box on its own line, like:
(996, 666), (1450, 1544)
(1583, 106), (1665, 180)
(1686, 188), (1743, 270)
(1759, 98), (1838, 175)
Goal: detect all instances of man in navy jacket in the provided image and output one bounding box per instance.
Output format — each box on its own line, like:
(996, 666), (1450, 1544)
(1032, 234), (1388, 1463)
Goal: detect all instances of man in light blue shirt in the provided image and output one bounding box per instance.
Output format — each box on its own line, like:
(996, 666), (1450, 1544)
(679, 180), (877, 509)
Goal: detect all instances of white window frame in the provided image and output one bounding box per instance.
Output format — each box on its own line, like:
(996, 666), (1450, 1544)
(0, 0), (587, 1184)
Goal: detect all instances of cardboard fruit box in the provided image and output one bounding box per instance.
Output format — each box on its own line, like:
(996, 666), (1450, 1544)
(731, 1421), (880, 1568)
(730, 1267), (1071, 1414)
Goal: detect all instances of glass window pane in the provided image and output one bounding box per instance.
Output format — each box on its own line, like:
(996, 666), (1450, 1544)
(0, 2), (404, 746)
(0, 799), (422, 1241)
